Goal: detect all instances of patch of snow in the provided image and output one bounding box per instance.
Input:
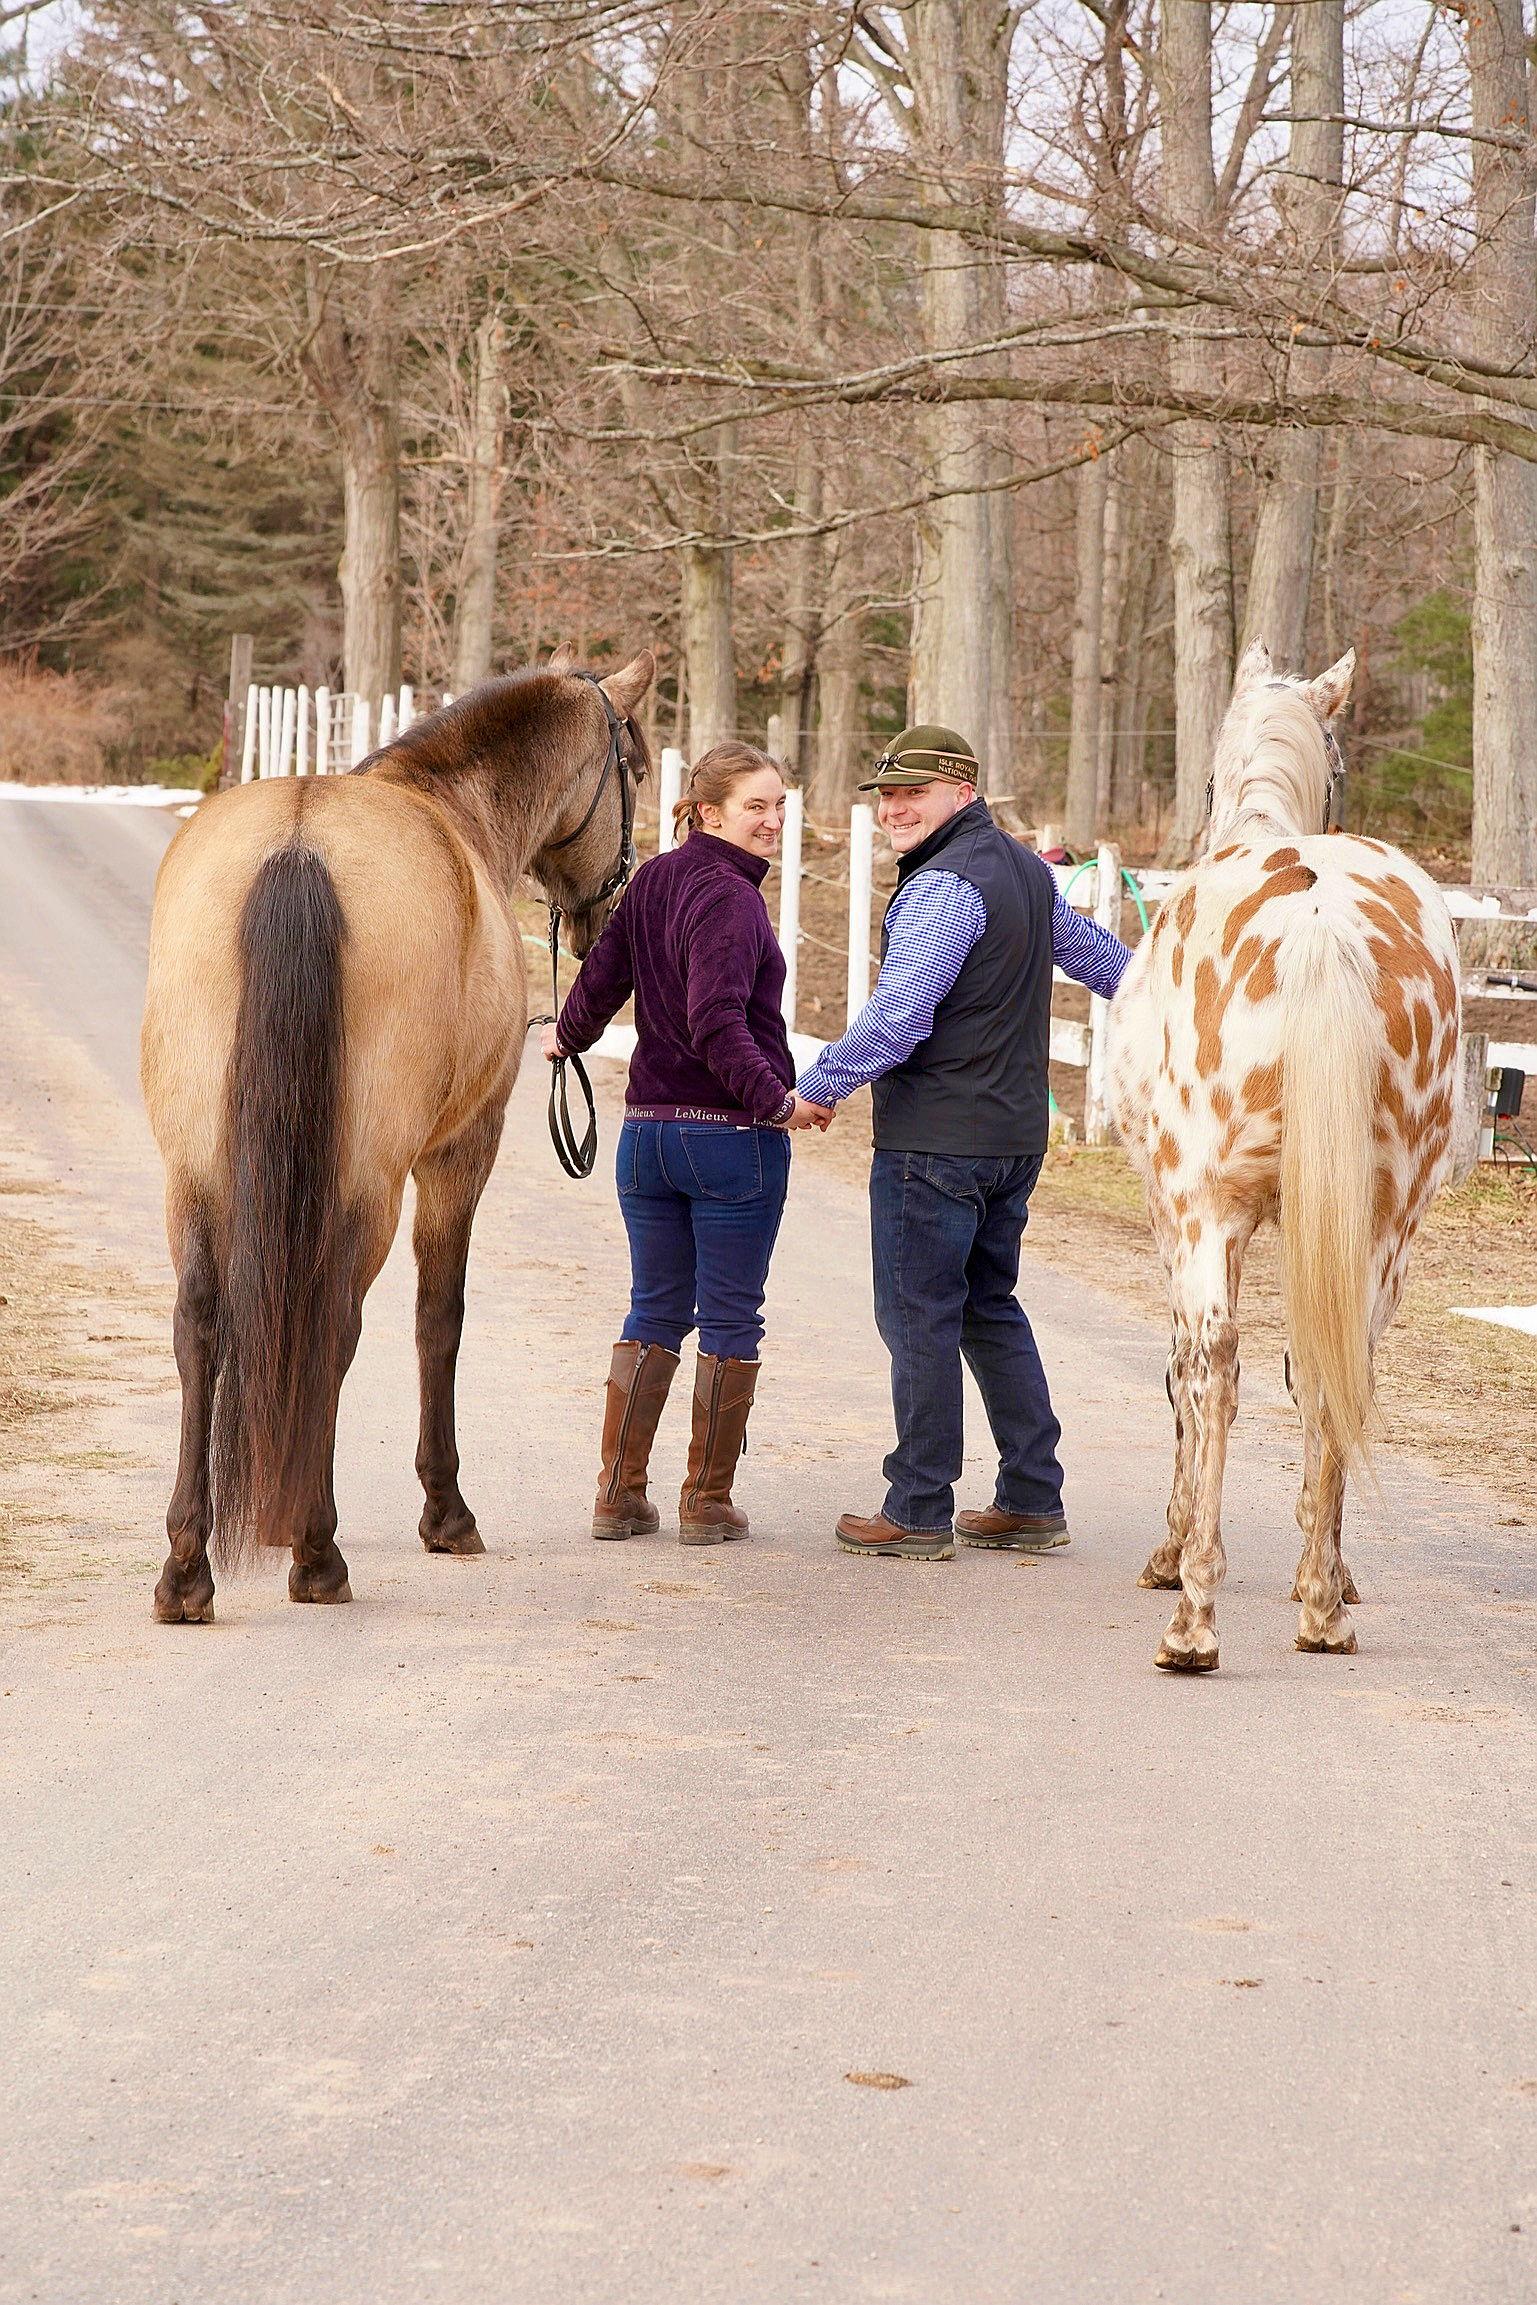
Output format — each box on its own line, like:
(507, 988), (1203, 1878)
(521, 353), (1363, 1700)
(0, 781), (200, 808)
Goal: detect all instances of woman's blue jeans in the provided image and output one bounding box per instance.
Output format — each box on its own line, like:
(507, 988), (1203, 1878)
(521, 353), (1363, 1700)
(870, 1149), (1064, 1533)
(617, 1119), (791, 1362)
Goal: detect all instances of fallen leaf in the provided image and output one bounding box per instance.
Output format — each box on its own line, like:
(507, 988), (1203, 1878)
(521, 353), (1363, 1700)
(846, 2070), (912, 2090)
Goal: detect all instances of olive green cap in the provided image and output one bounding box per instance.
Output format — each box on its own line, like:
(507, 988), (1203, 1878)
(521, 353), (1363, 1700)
(858, 724), (980, 790)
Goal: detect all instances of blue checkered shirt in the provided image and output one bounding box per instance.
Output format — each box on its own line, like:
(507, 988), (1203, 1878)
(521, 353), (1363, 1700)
(797, 865), (1130, 1107)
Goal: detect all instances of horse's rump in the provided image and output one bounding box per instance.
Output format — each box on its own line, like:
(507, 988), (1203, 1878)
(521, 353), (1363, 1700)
(210, 842), (353, 1563)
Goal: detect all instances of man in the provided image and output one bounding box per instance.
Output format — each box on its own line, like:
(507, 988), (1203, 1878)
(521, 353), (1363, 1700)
(797, 727), (1130, 1561)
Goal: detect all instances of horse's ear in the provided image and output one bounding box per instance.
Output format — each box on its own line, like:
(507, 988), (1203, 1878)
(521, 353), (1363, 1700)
(1306, 647), (1356, 721)
(601, 649), (657, 717)
(547, 641), (577, 673)
(1234, 638), (1273, 692)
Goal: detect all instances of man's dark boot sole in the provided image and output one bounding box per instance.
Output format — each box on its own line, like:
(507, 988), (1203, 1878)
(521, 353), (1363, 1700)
(958, 1527), (1070, 1553)
(836, 1532), (955, 1561)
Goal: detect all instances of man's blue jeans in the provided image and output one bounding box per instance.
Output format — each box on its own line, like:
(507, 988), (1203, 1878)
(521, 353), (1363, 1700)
(617, 1119), (791, 1362)
(870, 1150), (1064, 1533)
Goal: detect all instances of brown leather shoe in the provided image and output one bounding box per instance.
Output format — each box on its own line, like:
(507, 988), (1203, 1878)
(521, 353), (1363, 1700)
(955, 1502), (1070, 1552)
(835, 1510), (954, 1561)
(592, 1341), (680, 1539)
(679, 1355), (759, 1544)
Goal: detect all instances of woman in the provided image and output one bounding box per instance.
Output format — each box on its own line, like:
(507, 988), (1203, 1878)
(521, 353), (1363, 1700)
(545, 743), (828, 1545)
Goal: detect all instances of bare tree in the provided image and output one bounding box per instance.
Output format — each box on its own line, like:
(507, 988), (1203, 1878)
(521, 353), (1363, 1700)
(1242, 0), (1344, 666)
(1157, 0), (1234, 860)
(1465, 0), (1537, 882)
(451, 304), (507, 692)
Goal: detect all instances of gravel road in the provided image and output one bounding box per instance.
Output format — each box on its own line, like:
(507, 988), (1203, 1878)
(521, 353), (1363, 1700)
(1, 791), (1534, 2305)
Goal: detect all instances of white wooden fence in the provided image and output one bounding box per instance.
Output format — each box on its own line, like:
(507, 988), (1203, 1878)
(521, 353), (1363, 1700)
(237, 683), (423, 780)
(232, 695), (1533, 1162)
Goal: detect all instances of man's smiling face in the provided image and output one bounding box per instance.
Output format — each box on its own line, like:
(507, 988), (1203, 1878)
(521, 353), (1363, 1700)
(875, 777), (976, 856)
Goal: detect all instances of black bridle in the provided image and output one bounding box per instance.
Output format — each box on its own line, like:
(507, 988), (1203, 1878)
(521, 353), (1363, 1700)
(535, 670), (641, 1179)
(1205, 684), (1346, 835)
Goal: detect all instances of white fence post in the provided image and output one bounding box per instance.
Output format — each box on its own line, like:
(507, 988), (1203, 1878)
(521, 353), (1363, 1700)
(276, 686), (297, 777)
(314, 685), (331, 775)
(378, 692), (397, 746)
(240, 683), (258, 782)
(296, 685), (310, 777)
(846, 802), (875, 1028)
(257, 686), (273, 777)
(350, 696), (371, 767)
(778, 785), (804, 1032)
(658, 745), (684, 852)
(398, 682), (414, 731)
(1085, 840), (1124, 1145)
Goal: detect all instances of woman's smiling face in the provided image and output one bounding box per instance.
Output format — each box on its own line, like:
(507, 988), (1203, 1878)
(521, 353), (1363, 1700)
(698, 765), (787, 858)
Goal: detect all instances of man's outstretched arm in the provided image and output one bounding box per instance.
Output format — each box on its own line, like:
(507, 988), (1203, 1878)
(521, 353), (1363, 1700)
(796, 872), (986, 1107)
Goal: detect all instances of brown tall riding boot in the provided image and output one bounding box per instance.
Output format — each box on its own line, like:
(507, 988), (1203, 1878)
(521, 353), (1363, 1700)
(679, 1355), (760, 1545)
(593, 1341), (680, 1540)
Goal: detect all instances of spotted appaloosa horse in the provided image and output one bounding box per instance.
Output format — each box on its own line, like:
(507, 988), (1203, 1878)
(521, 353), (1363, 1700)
(1109, 641), (1460, 1674)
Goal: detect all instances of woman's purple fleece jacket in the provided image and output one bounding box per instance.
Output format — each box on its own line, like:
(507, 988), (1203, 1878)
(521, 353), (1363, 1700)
(555, 830), (796, 1126)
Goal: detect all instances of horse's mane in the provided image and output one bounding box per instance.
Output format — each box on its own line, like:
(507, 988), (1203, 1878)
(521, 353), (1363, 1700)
(1210, 682), (1331, 839)
(368, 665), (647, 847)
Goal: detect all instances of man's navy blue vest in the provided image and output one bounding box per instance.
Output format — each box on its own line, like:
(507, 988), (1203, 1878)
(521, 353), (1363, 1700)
(871, 799), (1056, 1158)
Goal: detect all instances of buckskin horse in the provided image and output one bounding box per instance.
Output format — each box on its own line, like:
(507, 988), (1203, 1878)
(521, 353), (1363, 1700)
(1109, 642), (1460, 1674)
(140, 649), (655, 1622)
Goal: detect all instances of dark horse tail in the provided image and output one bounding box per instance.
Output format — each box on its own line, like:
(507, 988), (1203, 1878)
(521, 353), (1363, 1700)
(211, 841), (351, 1567)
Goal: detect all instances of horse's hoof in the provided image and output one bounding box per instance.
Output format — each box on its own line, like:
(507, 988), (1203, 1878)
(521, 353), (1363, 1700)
(290, 1578), (353, 1606)
(422, 1523), (485, 1557)
(1155, 1642), (1219, 1673)
(154, 1593), (215, 1624)
(1296, 1623), (1357, 1655)
(288, 1554), (353, 1605)
(1139, 1563), (1182, 1590)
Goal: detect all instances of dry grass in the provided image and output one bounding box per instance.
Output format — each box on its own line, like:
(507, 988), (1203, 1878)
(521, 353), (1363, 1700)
(0, 1189), (163, 1598)
(0, 657), (127, 785)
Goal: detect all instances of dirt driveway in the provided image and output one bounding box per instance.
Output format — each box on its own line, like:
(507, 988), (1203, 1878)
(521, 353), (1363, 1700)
(2, 793), (1535, 2305)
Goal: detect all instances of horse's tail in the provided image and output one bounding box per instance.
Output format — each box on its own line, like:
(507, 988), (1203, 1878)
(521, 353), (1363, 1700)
(1279, 911), (1378, 1470)
(210, 841), (351, 1566)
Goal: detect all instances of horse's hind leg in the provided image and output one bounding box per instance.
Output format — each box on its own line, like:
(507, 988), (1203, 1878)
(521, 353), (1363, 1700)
(1286, 1354), (1360, 1612)
(289, 1290), (362, 1606)
(155, 1210), (220, 1625)
(1140, 1333), (1193, 1589)
(1294, 1420), (1355, 1654)
(412, 1100), (506, 1557)
(1155, 1231), (1246, 1674)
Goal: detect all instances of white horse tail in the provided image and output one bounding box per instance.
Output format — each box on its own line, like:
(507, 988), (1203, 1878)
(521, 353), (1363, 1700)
(1279, 912), (1378, 1469)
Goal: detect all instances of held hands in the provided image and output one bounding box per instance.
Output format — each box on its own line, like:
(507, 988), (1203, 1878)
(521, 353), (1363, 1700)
(540, 1022), (562, 1064)
(786, 1094), (835, 1132)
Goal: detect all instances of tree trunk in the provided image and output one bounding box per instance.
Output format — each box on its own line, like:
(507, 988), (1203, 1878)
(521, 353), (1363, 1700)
(1096, 455), (1127, 823)
(1065, 451), (1109, 847)
(1467, 0), (1537, 882)
(1158, 1), (1234, 861)
(451, 305), (506, 693)
(300, 272), (402, 706)
(810, 595), (864, 820)
(1242, 1), (1343, 668)
(905, 2), (1016, 775)
(681, 533), (736, 757)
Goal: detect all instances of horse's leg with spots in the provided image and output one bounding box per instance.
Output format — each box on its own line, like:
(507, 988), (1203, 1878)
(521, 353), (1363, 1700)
(1155, 1241), (1245, 1674)
(1140, 1334), (1192, 1589)
(412, 1100), (507, 1557)
(1294, 1422), (1355, 1653)
(154, 1209), (220, 1625)
(289, 1289), (363, 1605)
(1284, 1346), (1359, 1610)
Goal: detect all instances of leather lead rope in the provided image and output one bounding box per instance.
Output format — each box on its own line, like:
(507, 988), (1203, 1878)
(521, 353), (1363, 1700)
(533, 670), (640, 1181)
(539, 904), (599, 1180)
